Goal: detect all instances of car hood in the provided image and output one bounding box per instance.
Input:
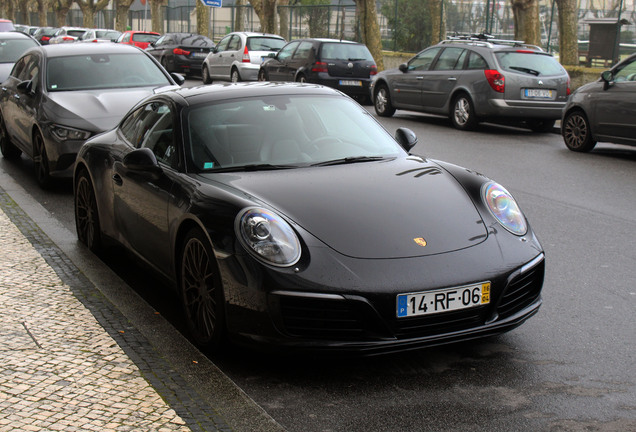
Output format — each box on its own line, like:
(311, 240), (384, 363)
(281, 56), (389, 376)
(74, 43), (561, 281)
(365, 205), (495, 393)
(212, 156), (489, 259)
(47, 87), (168, 132)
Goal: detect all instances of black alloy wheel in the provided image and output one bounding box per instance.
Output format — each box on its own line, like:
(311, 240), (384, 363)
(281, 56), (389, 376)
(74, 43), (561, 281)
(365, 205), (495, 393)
(33, 132), (51, 188)
(0, 113), (21, 159)
(74, 169), (102, 253)
(451, 93), (478, 131)
(296, 74), (307, 83)
(374, 84), (396, 117)
(562, 110), (597, 152)
(180, 228), (225, 350)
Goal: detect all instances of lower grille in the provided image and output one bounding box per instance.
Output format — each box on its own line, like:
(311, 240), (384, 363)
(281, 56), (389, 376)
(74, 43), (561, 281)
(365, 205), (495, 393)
(497, 259), (544, 319)
(392, 307), (488, 339)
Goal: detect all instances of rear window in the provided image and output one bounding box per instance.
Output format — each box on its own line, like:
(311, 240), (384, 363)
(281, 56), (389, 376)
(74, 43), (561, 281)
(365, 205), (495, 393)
(133, 33), (160, 43)
(320, 43), (374, 62)
(495, 51), (565, 76)
(247, 37), (285, 51)
(67, 30), (87, 38)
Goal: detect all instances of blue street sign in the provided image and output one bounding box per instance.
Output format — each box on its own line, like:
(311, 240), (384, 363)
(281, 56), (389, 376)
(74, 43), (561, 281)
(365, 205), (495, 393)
(200, 0), (222, 6)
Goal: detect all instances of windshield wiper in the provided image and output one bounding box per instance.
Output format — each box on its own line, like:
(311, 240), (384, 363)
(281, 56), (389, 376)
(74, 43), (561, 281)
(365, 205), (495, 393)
(209, 163), (298, 172)
(310, 156), (388, 167)
(509, 66), (541, 76)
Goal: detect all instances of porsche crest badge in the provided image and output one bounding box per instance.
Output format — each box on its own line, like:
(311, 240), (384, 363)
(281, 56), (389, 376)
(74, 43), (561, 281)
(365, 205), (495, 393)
(414, 237), (427, 247)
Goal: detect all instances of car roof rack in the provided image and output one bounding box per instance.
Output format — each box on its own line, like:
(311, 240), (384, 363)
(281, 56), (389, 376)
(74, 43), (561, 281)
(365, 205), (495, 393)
(442, 32), (544, 52)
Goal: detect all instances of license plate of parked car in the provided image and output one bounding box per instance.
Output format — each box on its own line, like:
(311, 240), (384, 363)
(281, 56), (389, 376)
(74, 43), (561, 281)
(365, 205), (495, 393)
(524, 88), (553, 99)
(339, 80), (362, 86)
(192, 52), (207, 58)
(396, 282), (491, 318)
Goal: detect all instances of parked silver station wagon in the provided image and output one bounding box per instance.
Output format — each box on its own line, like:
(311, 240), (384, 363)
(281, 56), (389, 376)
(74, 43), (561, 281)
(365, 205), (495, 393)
(371, 34), (570, 132)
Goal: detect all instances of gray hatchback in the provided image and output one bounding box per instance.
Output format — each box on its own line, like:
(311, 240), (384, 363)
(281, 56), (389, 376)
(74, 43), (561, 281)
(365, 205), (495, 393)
(371, 35), (570, 132)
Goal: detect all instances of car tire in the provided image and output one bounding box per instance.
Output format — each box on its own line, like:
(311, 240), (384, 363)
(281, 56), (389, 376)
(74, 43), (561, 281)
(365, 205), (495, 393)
(562, 110), (597, 152)
(0, 112), (21, 159)
(296, 74), (307, 83)
(74, 168), (102, 253)
(528, 119), (556, 133)
(231, 68), (241, 83)
(202, 66), (212, 84)
(257, 69), (268, 81)
(451, 93), (478, 131)
(374, 84), (396, 117)
(179, 227), (225, 350)
(33, 131), (51, 188)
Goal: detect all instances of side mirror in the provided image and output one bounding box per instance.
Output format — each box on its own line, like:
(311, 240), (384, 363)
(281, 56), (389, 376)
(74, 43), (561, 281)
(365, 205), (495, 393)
(395, 127), (417, 152)
(600, 70), (613, 90)
(123, 147), (162, 175)
(170, 72), (186, 86)
(16, 80), (33, 95)
(399, 63), (409, 73)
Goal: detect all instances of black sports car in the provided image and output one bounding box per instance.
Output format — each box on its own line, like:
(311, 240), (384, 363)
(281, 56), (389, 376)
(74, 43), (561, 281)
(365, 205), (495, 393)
(74, 82), (544, 355)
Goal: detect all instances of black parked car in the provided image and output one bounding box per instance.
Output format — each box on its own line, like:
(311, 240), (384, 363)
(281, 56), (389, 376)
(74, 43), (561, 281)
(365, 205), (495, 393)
(145, 33), (214, 77)
(73, 82), (544, 354)
(0, 43), (184, 187)
(562, 52), (636, 152)
(257, 38), (377, 103)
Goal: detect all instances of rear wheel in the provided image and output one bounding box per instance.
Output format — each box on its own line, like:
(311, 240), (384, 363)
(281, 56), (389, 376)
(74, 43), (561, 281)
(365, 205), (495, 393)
(202, 65), (212, 84)
(33, 132), (51, 188)
(230, 68), (241, 83)
(562, 110), (596, 152)
(374, 84), (396, 117)
(296, 73), (307, 83)
(75, 169), (102, 253)
(451, 93), (478, 131)
(180, 227), (225, 350)
(0, 112), (21, 159)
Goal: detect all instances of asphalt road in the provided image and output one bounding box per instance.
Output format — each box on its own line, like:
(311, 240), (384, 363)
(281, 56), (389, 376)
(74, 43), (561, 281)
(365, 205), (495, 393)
(1, 93), (635, 431)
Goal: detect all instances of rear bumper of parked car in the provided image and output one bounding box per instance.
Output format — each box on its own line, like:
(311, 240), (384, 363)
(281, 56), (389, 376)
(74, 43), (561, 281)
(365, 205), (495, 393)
(483, 99), (567, 119)
(174, 56), (206, 76)
(237, 63), (261, 81)
(312, 74), (372, 98)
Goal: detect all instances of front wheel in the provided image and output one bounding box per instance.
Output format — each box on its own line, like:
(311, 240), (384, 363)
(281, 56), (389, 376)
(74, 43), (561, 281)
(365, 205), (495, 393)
(451, 94), (478, 131)
(374, 84), (396, 117)
(257, 69), (268, 82)
(562, 110), (596, 152)
(296, 74), (307, 83)
(75, 169), (102, 253)
(202, 65), (212, 84)
(33, 132), (51, 188)
(180, 228), (225, 350)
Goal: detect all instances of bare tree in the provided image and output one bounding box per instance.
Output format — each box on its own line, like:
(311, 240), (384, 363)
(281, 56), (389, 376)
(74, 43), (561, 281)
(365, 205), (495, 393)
(248, 0), (278, 33)
(511, 0), (541, 45)
(75, 0), (111, 28)
(149, 0), (166, 33)
(429, 0), (446, 44)
(234, 0), (246, 32)
(556, 0), (578, 65)
(353, 0), (384, 70)
(196, 1), (209, 37)
(53, 0), (73, 26)
(36, 0), (48, 26)
(278, 0), (289, 40)
(114, 0), (136, 31)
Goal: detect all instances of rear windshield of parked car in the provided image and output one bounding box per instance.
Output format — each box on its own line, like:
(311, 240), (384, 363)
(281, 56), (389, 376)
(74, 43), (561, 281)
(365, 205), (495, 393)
(133, 33), (160, 43)
(247, 37), (286, 52)
(320, 43), (374, 62)
(0, 39), (38, 63)
(495, 52), (565, 76)
(46, 53), (171, 91)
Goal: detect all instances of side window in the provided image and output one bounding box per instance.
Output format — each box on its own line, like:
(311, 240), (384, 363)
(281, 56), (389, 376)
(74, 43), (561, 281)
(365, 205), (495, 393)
(277, 41), (299, 61)
(433, 48), (464, 71)
(408, 47), (441, 71)
(293, 41), (313, 60)
(10, 56), (27, 79)
(227, 35), (241, 51)
(467, 51), (488, 70)
(215, 35), (231, 53)
(613, 58), (636, 81)
(454, 49), (468, 70)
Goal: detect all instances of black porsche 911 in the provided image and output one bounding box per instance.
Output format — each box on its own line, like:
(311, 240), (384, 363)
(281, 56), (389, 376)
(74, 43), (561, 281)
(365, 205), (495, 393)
(74, 82), (544, 355)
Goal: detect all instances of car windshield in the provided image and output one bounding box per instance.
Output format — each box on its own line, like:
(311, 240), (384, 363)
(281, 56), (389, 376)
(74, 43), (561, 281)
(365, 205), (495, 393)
(495, 51), (565, 76)
(0, 39), (38, 63)
(96, 30), (120, 39)
(67, 30), (87, 38)
(187, 94), (403, 172)
(247, 37), (286, 51)
(133, 33), (160, 43)
(46, 53), (171, 91)
(320, 43), (374, 61)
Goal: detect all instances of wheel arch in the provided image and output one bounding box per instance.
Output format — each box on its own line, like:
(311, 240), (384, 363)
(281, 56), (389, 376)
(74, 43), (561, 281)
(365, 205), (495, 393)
(173, 216), (219, 282)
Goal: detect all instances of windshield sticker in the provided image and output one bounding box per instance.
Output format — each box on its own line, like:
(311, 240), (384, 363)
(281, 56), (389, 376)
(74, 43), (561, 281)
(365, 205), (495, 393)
(204, 162), (214, 169)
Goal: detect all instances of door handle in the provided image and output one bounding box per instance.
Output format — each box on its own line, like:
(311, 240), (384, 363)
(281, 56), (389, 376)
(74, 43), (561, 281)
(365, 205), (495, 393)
(112, 174), (123, 186)
(447, 77), (457, 81)
(416, 76), (424, 80)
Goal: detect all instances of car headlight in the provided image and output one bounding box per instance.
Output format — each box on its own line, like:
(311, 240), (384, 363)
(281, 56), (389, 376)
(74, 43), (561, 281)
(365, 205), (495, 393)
(235, 207), (301, 267)
(482, 182), (527, 236)
(50, 124), (91, 141)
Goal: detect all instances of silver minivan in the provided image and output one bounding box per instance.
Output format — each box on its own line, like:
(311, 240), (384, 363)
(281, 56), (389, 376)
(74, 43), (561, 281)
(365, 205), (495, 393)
(371, 35), (570, 132)
(202, 32), (286, 83)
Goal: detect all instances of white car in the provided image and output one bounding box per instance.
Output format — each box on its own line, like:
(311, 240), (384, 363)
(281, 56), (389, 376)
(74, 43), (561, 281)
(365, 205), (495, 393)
(48, 26), (88, 44)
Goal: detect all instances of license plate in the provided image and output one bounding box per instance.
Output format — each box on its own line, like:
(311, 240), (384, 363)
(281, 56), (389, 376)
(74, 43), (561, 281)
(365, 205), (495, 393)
(339, 80), (362, 86)
(192, 52), (207, 58)
(396, 282), (491, 318)
(524, 88), (553, 99)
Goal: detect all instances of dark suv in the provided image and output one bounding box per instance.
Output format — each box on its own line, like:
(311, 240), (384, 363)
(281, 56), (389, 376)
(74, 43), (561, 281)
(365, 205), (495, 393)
(258, 38), (377, 103)
(371, 34), (570, 131)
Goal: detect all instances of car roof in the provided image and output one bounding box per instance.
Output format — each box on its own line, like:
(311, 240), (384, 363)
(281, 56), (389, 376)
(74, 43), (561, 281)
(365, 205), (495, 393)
(0, 31), (36, 40)
(233, 32), (284, 38)
(294, 38), (363, 45)
(33, 43), (149, 58)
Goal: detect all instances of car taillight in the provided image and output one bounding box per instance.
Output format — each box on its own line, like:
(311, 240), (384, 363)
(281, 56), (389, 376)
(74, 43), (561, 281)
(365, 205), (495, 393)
(312, 61), (328, 73)
(42, 36), (50, 42)
(484, 69), (505, 93)
(567, 77), (571, 96)
(370, 65), (377, 76)
(242, 45), (250, 63)
(62, 36), (73, 41)
(173, 48), (191, 56)
(91, 39), (98, 43)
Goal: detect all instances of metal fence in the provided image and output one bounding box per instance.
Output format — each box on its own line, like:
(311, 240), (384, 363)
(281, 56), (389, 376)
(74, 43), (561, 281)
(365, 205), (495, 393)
(19, 2), (636, 58)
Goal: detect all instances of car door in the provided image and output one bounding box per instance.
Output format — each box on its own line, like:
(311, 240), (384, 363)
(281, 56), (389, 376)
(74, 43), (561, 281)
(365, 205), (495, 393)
(420, 47), (466, 109)
(392, 47), (442, 108)
(266, 41), (300, 81)
(209, 34), (231, 78)
(220, 35), (241, 78)
(289, 40), (314, 81)
(594, 57), (636, 142)
(113, 101), (177, 273)
(146, 35), (170, 62)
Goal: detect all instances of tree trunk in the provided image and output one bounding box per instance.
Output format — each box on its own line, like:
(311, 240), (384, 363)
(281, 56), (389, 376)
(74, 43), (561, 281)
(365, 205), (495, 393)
(354, 0), (384, 71)
(37, 0), (48, 27)
(234, 0), (246, 32)
(54, 0), (73, 26)
(429, 0), (446, 45)
(278, 0), (289, 40)
(76, 0), (111, 28)
(511, 0), (541, 46)
(150, 0), (165, 33)
(556, 0), (578, 65)
(248, 0), (278, 33)
(114, 0), (136, 31)
(196, 2), (209, 38)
